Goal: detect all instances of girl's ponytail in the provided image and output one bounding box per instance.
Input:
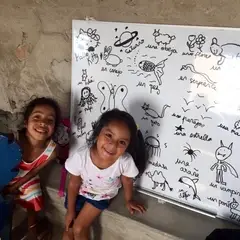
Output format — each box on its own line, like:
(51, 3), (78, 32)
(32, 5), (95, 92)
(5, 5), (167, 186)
(130, 129), (148, 175)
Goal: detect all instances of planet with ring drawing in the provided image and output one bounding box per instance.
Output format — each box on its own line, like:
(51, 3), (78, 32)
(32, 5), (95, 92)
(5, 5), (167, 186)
(114, 31), (138, 48)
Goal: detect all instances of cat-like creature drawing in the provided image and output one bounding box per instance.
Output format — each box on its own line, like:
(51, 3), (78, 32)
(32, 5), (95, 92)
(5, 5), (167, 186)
(141, 103), (170, 119)
(230, 198), (240, 222)
(145, 170), (173, 191)
(76, 28), (100, 65)
(77, 28), (100, 52)
(210, 37), (240, 65)
(210, 141), (238, 185)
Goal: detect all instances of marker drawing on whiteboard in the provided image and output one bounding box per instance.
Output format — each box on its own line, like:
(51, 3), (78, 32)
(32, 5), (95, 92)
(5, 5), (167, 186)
(115, 26), (144, 53)
(210, 141), (238, 186)
(210, 37), (240, 65)
(182, 107), (190, 113)
(80, 69), (94, 85)
(175, 125), (184, 132)
(78, 87), (97, 111)
(114, 26), (138, 52)
(180, 64), (217, 85)
(189, 132), (212, 142)
(133, 50), (140, 64)
(82, 69), (87, 83)
(138, 59), (168, 86)
(142, 103), (170, 119)
(178, 76), (187, 81)
(203, 104), (215, 112)
(127, 53), (165, 84)
(145, 74), (151, 78)
(103, 46), (122, 67)
(145, 170), (173, 191)
(179, 176), (201, 201)
(97, 81), (128, 113)
(183, 143), (201, 161)
(85, 122), (95, 141)
(186, 34), (206, 52)
(145, 135), (161, 157)
(183, 98), (194, 106)
(152, 29), (176, 46)
(175, 125), (186, 136)
(201, 115), (212, 120)
(178, 189), (191, 200)
(229, 198), (240, 222)
(75, 117), (86, 138)
(234, 120), (240, 130)
(195, 105), (201, 109)
(75, 28), (100, 65)
(148, 160), (168, 170)
(197, 94), (204, 98)
(76, 28), (100, 50)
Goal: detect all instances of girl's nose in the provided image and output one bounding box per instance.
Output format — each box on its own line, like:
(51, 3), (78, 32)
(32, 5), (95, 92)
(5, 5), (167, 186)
(107, 141), (117, 152)
(39, 121), (47, 127)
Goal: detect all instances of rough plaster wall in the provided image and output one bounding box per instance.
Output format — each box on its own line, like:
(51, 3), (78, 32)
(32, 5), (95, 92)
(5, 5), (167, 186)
(0, 0), (239, 132)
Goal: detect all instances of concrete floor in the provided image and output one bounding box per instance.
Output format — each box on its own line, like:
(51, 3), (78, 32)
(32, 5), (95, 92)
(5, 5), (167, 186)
(12, 206), (63, 240)
(41, 162), (240, 240)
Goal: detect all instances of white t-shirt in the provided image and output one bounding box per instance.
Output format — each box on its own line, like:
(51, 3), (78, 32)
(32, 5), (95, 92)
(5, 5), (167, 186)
(65, 146), (139, 200)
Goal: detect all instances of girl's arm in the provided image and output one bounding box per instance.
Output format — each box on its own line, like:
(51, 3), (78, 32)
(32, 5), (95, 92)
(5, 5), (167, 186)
(67, 174), (82, 213)
(7, 146), (58, 192)
(121, 175), (146, 214)
(121, 175), (134, 202)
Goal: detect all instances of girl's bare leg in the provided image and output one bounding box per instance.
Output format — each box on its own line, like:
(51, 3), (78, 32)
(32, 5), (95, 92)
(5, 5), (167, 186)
(27, 208), (38, 240)
(73, 203), (102, 240)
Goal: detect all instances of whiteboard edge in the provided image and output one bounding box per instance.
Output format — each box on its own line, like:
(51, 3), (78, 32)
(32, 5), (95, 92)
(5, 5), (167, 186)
(136, 188), (217, 219)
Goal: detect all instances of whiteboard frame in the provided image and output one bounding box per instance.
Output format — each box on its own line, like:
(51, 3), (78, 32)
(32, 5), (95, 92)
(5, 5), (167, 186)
(71, 19), (240, 226)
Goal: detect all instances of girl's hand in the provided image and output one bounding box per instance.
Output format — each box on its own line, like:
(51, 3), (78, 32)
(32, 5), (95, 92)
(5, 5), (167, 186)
(2, 185), (21, 196)
(65, 210), (75, 232)
(126, 200), (146, 215)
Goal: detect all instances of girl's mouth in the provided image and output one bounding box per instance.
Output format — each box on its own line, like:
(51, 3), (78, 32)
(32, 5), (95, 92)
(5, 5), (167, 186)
(35, 128), (48, 134)
(103, 148), (115, 156)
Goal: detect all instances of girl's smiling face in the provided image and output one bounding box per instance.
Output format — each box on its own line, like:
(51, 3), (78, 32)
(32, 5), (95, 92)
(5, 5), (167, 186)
(25, 104), (56, 141)
(95, 120), (131, 163)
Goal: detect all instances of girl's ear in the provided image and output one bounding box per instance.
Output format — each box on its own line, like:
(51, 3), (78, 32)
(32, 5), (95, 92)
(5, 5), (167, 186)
(24, 120), (28, 128)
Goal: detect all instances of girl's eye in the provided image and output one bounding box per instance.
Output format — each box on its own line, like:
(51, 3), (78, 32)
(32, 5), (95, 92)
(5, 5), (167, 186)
(105, 133), (111, 138)
(33, 115), (40, 120)
(119, 141), (126, 146)
(47, 119), (54, 125)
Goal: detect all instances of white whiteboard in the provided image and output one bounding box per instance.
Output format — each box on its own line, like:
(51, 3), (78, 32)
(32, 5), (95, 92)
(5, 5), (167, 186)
(70, 19), (240, 224)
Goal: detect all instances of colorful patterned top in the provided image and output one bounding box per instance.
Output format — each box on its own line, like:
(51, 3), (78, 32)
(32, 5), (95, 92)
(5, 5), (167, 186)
(10, 139), (56, 211)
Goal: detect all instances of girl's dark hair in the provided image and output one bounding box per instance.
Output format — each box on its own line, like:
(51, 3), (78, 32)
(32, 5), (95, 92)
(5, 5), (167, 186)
(87, 109), (147, 174)
(23, 97), (61, 131)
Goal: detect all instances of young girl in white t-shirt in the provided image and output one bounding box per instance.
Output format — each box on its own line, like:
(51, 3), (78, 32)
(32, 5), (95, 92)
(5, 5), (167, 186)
(62, 109), (147, 240)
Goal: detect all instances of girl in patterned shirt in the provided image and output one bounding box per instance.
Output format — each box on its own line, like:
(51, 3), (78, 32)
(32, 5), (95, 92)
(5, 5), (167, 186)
(3, 97), (61, 239)
(63, 109), (147, 240)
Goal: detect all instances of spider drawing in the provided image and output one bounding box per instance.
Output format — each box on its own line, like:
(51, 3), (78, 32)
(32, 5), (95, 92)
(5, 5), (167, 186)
(183, 143), (201, 161)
